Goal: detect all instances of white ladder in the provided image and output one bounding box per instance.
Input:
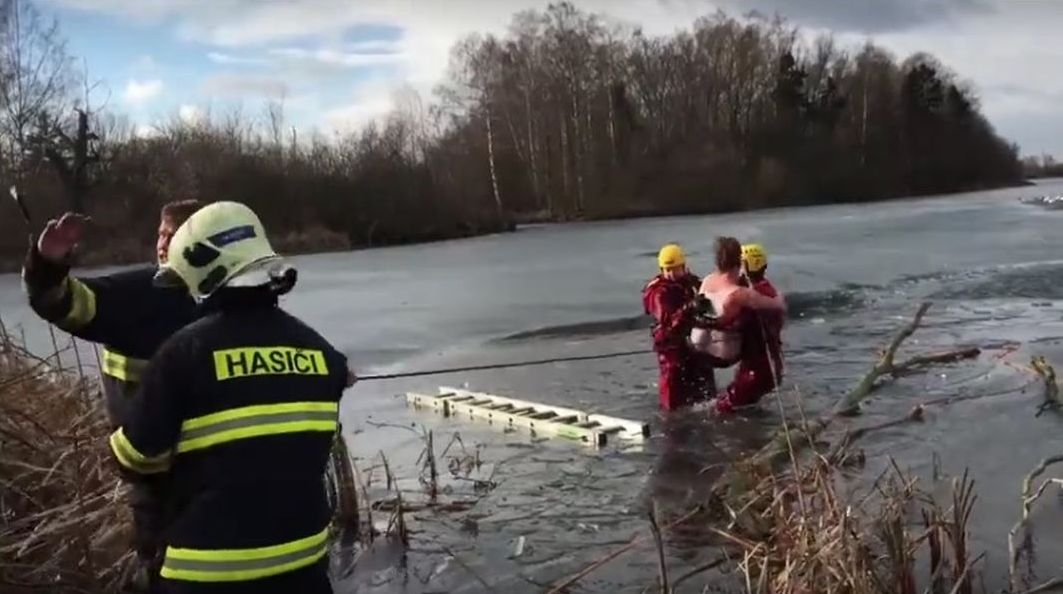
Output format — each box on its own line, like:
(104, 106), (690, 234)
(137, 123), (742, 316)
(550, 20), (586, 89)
(405, 386), (650, 448)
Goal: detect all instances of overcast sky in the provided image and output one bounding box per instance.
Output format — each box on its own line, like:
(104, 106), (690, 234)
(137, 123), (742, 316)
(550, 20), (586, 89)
(40, 0), (1063, 156)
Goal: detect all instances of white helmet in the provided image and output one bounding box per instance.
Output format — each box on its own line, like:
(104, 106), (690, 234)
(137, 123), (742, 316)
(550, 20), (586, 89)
(153, 201), (293, 300)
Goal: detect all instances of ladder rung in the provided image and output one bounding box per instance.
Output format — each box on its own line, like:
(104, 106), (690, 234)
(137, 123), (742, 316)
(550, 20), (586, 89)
(410, 387), (652, 448)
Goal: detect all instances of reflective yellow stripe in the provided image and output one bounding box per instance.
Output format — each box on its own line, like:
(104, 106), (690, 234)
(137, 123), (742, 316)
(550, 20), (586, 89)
(177, 402), (338, 454)
(212, 346), (329, 381)
(102, 349), (148, 383)
(108, 427), (171, 474)
(61, 278), (97, 328)
(160, 526), (330, 582)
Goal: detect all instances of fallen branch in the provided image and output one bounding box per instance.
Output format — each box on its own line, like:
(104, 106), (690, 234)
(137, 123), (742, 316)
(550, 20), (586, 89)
(1031, 356), (1060, 416)
(1021, 577), (1063, 594)
(836, 302), (937, 415)
(712, 302), (980, 501)
(1008, 454), (1063, 591)
(826, 376), (1040, 465)
(892, 347), (983, 377)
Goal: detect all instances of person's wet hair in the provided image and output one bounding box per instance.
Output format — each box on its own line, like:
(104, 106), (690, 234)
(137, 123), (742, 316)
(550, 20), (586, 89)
(161, 199), (203, 227)
(714, 236), (741, 272)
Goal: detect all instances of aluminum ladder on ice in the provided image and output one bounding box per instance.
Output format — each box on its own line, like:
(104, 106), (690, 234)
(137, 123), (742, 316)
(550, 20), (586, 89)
(405, 386), (650, 448)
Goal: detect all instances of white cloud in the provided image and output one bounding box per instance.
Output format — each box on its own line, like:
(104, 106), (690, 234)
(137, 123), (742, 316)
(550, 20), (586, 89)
(269, 47), (405, 69)
(133, 123), (161, 139)
(179, 104), (205, 125)
(123, 79), (163, 105)
(323, 78), (399, 133)
(207, 52), (268, 66)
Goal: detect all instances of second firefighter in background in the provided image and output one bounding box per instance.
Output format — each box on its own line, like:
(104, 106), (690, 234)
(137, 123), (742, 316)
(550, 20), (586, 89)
(108, 201), (355, 593)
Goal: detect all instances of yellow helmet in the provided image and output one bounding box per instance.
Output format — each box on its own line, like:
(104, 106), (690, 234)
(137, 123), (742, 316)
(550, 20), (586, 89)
(153, 201), (287, 300)
(657, 243), (686, 270)
(741, 243), (768, 273)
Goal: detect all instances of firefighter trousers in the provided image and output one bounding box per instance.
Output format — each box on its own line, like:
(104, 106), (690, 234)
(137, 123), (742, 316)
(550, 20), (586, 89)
(715, 357), (777, 414)
(656, 349), (716, 411)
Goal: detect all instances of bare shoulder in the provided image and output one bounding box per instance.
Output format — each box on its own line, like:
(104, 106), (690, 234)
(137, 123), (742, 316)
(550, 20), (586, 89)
(733, 286), (756, 303)
(698, 273), (717, 294)
(737, 285), (776, 305)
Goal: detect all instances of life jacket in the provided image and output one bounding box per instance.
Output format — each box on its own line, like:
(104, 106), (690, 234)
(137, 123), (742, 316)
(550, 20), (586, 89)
(642, 273), (700, 351)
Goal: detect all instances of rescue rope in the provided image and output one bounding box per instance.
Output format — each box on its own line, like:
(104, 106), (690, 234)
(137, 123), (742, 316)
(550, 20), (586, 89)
(357, 349), (655, 381)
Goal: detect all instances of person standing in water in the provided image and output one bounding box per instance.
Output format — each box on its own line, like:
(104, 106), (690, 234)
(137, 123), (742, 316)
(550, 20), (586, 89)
(642, 243), (715, 411)
(697, 237), (786, 412)
(713, 243), (786, 415)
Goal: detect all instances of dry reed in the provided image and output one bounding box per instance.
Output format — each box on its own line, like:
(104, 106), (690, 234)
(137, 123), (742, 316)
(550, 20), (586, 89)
(710, 413), (984, 594)
(0, 318), (363, 593)
(0, 320), (130, 593)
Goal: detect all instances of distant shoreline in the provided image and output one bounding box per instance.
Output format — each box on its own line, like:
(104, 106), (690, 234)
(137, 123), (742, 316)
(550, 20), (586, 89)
(0, 178), (1041, 276)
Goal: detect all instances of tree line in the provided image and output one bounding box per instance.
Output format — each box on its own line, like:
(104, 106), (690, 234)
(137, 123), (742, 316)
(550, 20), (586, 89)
(0, 0), (1025, 271)
(1022, 154), (1063, 179)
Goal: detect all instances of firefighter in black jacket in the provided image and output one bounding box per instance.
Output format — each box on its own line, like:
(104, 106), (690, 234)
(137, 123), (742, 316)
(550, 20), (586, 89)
(108, 200), (355, 593)
(20, 199), (202, 591)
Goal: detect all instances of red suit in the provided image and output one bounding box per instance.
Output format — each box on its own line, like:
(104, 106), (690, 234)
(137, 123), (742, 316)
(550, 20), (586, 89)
(715, 277), (784, 414)
(642, 273), (716, 410)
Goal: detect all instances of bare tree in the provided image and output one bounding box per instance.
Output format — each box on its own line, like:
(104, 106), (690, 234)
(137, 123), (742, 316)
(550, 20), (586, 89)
(0, 0), (76, 173)
(0, 2), (1023, 270)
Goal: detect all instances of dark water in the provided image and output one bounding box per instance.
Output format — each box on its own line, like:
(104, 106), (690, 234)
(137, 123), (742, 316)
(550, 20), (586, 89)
(3, 181), (1063, 592)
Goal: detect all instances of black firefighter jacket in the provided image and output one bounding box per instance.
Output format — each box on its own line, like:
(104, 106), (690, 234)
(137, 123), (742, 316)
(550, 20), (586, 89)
(21, 242), (196, 427)
(108, 290), (350, 584)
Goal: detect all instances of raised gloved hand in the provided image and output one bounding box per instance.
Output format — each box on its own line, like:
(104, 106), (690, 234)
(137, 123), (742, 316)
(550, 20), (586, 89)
(37, 212), (91, 264)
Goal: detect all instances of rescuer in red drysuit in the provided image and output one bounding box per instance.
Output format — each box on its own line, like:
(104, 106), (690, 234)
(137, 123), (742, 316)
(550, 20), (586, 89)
(642, 243), (717, 411)
(714, 243), (786, 415)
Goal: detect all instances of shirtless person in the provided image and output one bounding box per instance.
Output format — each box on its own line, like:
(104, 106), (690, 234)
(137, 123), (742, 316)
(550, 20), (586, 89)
(698, 237), (787, 413)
